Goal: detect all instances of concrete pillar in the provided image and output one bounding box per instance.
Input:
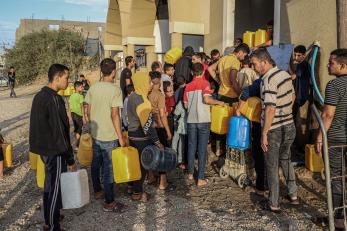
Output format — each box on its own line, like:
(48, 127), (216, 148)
(127, 44), (135, 58)
(171, 32), (182, 49)
(273, 0), (281, 45)
(146, 45), (157, 70)
(122, 45), (128, 58)
(337, 0), (347, 48)
(222, 0), (235, 50)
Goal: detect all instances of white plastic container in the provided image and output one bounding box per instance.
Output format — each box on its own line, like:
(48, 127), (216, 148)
(60, 169), (90, 209)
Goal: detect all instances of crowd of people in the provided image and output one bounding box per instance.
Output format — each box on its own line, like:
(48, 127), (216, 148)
(0, 38), (343, 230)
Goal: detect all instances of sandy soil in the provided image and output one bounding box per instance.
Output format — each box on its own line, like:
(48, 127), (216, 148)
(0, 83), (328, 231)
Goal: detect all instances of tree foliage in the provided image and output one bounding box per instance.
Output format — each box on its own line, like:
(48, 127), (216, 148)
(4, 29), (89, 84)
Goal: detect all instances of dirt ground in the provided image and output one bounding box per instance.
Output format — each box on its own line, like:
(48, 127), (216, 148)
(0, 83), (329, 231)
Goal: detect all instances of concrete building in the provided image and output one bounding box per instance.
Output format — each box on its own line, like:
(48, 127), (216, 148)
(16, 19), (105, 42)
(105, 0), (338, 91)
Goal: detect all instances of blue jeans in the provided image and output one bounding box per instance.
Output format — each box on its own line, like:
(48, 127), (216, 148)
(91, 139), (118, 204)
(187, 123), (210, 179)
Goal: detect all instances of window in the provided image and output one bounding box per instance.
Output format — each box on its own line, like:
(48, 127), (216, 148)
(48, 24), (60, 30)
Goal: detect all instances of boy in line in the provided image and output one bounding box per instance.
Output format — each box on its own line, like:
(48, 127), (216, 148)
(69, 81), (85, 149)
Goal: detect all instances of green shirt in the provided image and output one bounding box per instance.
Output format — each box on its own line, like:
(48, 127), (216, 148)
(84, 82), (123, 141)
(69, 92), (84, 116)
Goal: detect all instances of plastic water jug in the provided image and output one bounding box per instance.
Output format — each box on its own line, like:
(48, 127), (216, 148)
(29, 152), (39, 170)
(211, 105), (233, 135)
(227, 116), (250, 150)
(61, 169), (90, 209)
(77, 133), (93, 167)
(64, 85), (75, 96)
(36, 156), (45, 188)
(112, 147), (141, 183)
(58, 90), (65, 96)
(255, 29), (267, 47)
(2, 143), (13, 168)
(164, 47), (183, 64)
(141, 145), (177, 172)
(305, 144), (324, 172)
(243, 31), (255, 48)
(239, 97), (261, 123)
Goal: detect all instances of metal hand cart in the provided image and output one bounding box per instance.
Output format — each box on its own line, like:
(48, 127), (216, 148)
(312, 104), (347, 231)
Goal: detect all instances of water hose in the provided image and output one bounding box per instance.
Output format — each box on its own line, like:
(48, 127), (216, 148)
(310, 44), (325, 105)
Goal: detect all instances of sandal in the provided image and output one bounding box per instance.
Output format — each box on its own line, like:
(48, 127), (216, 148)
(286, 195), (300, 205)
(103, 202), (125, 213)
(131, 192), (151, 202)
(197, 179), (209, 187)
(159, 184), (176, 192)
(260, 201), (281, 214)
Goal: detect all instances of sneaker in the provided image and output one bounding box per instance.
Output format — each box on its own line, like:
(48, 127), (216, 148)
(94, 191), (104, 200)
(103, 201), (125, 213)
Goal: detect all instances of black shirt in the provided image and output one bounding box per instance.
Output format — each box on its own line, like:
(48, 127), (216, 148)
(175, 56), (192, 84)
(120, 68), (133, 99)
(325, 76), (347, 144)
(292, 61), (311, 106)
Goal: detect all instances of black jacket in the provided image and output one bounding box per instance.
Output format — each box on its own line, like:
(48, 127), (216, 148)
(29, 86), (75, 165)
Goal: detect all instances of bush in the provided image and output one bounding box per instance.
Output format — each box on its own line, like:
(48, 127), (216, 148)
(4, 29), (91, 84)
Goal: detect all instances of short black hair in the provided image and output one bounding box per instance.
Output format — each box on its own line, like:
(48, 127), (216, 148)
(176, 75), (186, 86)
(163, 81), (171, 93)
(242, 55), (251, 66)
(9, 66), (14, 69)
(210, 49), (220, 57)
(234, 43), (250, 55)
(74, 81), (83, 89)
(294, 45), (306, 54)
(151, 61), (161, 72)
(79, 74), (85, 78)
(191, 63), (204, 76)
(126, 84), (135, 95)
(149, 71), (161, 80)
(331, 49), (347, 65)
(163, 63), (174, 73)
(125, 56), (133, 66)
(100, 58), (116, 76)
(192, 52), (203, 60)
(267, 19), (274, 27)
(251, 47), (276, 66)
(235, 38), (243, 44)
(48, 64), (69, 83)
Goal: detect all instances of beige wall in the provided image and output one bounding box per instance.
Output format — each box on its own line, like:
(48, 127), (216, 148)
(104, 0), (122, 51)
(16, 19), (105, 42)
(282, 0), (337, 92)
(204, 0), (224, 53)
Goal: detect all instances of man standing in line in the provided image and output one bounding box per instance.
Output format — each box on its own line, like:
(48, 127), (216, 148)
(8, 66), (16, 98)
(120, 56), (136, 100)
(251, 48), (298, 213)
(315, 49), (347, 229)
(30, 64), (77, 231)
(85, 58), (126, 213)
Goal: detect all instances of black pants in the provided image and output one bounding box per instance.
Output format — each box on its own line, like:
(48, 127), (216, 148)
(129, 138), (152, 193)
(9, 82), (16, 97)
(251, 122), (267, 191)
(329, 145), (347, 219)
(41, 155), (67, 231)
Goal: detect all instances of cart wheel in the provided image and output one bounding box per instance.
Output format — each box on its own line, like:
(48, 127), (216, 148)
(219, 166), (229, 179)
(237, 174), (248, 188)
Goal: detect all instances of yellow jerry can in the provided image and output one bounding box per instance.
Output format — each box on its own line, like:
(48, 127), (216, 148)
(243, 31), (255, 48)
(211, 105), (234, 135)
(239, 97), (261, 123)
(164, 47), (183, 64)
(112, 147), (141, 183)
(29, 152), (39, 170)
(77, 133), (93, 167)
(2, 143), (13, 168)
(36, 156), (45, 188)
(58, 89), (65, 96)
(255, 29), (267, 47)
(305, 144), (324, 172)
(64, 85), (75, 96)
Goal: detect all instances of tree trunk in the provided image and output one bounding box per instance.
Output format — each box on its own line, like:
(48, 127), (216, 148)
(337, 0), (347, 48)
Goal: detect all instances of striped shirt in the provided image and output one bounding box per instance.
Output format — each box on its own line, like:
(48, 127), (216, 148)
(325, 76), (347, 144)
(260, 67), (294, 130)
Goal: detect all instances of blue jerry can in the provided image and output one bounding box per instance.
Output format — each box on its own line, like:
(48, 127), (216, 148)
(227, 116), (250, 150)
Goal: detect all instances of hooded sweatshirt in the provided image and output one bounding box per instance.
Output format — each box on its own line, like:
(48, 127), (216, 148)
(29, 86), (74, 165)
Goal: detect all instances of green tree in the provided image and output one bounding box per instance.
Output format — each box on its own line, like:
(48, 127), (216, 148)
(4, 29), (87, 84)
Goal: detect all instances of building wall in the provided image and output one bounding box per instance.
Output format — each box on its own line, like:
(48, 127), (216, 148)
(281, 0), (337, 91)
(16, 19), (105, 42)
(204, 0), (224, 54)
